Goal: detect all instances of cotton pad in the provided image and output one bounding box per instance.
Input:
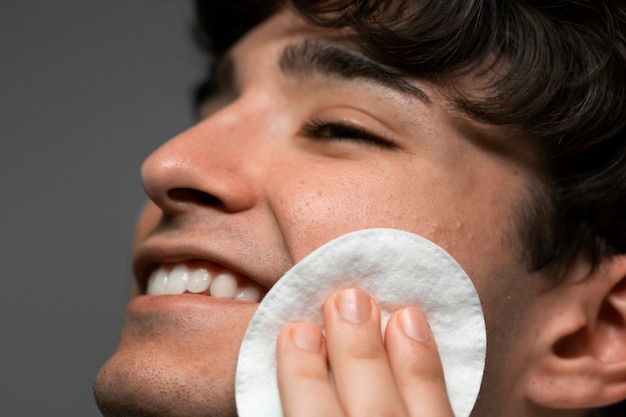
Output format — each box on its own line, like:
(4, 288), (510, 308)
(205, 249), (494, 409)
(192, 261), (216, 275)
(236, 228), (486, 417)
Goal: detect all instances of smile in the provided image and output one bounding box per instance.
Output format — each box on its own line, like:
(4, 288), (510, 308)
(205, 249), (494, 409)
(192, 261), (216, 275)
(146, 263), (266, 302)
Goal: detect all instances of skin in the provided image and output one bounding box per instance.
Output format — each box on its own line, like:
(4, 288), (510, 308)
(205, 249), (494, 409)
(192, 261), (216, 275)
(93, 9), (613, 417)
(276, 291), (456, 417)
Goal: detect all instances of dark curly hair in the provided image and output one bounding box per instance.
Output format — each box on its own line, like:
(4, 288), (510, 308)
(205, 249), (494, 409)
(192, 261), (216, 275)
(193, 0), (626, 414)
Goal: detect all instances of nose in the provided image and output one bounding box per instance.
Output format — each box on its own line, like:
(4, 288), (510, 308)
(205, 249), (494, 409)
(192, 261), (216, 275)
(141, 112), (261, 216)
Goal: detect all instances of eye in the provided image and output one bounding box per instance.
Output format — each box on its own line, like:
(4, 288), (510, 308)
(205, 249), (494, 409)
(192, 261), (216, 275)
(301, 119), (396, 150)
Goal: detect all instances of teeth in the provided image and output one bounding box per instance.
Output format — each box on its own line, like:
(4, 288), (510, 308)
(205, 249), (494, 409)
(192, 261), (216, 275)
(210, 272), (239, 298)
(187, 268), (211, 293)
(146, 267), (168, 295)
(167, 264), (189, 294)
(235, 286), (263, 302)
(145, 264), (264, 302)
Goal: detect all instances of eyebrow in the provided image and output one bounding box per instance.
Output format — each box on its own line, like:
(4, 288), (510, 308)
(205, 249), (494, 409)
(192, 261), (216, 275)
(279, 40), (430, 103)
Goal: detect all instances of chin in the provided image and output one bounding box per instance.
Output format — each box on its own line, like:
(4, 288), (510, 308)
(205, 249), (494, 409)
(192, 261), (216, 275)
(94, 295), (257, 417)
(94, 342), (239, 417)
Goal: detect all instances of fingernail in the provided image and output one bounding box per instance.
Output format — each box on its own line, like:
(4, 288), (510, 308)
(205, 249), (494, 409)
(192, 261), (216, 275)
(291, 323), (323, 353)
(400, 307), (431, 342)
(337, 288), (371, 323)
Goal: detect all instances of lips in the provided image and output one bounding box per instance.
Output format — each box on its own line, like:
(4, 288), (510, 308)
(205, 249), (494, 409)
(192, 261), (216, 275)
(131, 224), (285, 305)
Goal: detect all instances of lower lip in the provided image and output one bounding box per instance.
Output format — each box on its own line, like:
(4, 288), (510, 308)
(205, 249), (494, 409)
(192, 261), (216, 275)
(128, 293), (260, 314)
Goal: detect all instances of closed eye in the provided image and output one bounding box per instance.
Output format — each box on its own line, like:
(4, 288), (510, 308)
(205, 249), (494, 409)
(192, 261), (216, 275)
(301, 119), (397, 150)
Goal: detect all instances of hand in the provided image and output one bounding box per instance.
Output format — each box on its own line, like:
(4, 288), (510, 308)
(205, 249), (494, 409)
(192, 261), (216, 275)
(276, 287), (454, 417)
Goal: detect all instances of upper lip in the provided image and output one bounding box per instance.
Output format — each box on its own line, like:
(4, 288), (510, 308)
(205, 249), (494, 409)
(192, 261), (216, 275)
(133, 241), (266, 295)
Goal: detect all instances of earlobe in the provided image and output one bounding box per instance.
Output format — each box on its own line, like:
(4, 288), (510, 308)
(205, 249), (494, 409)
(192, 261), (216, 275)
(525, 255), (626, 410)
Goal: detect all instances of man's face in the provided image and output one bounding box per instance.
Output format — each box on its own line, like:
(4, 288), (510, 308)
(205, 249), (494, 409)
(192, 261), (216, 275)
(95, 10), (549, 417)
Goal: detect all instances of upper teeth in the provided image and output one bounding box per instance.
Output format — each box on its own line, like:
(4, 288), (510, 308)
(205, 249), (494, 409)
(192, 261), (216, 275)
(146, 263), (264, 302)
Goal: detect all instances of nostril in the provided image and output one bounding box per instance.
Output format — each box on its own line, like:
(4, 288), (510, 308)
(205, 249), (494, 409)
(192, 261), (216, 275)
(168, 188), (223, 207)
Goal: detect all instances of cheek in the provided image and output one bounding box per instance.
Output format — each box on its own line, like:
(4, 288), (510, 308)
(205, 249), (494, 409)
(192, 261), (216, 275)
(268, 163), (460, 262)
(269, 157), (524, 283)
(270, 172), (372, 258)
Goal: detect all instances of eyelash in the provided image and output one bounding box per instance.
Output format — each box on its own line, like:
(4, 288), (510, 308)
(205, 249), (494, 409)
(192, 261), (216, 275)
(301, 119), (396, 149)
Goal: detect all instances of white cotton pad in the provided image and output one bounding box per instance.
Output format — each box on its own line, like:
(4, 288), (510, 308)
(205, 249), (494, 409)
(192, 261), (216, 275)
(235, 228), (486, 417)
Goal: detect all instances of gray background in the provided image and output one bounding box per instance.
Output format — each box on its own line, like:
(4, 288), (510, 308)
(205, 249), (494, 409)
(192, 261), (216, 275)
(1, 1), (206, 415)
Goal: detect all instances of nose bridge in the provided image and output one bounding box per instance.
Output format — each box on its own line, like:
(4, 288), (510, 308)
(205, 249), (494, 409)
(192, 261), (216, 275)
(141, 100), (270, 214)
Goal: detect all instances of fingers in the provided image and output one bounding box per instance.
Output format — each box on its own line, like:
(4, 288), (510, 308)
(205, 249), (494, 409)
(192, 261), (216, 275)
(323, 288), (408, 417)
(385, 306), (455, 417)
(276, 288), (454, 417)
(276, 322), (344, 417)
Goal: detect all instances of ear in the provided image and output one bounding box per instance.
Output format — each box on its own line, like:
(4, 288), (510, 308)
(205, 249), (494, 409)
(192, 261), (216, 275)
(525, 254), (626, 410)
